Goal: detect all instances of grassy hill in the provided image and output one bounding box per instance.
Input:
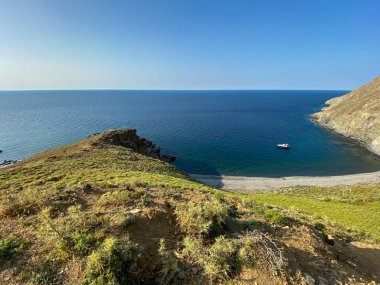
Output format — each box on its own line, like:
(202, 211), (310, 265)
(0, 130), (379, 284)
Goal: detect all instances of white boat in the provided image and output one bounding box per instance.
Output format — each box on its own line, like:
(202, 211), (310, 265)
(277, 144), (290, 149)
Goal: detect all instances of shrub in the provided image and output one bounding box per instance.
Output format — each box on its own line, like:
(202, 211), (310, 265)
(202, 236), (238, 281)
(158, 239), (179, 284)
(0, 188), (44, 217)
(0, 235), (26, 262)
(32, 258), (60, 285)
(314, 222), (330, 242)
(314, 222), (327, 234)
(264, 209), (286, 225)
(111, 213), (136, 228)
(41, 206), (99, 256)
(175, 197), (229, 237)
(182, 236), (204, 260)
(97, 189), (144, 207)
(238, 230), (286, 276)
(83, 238), (140, 285)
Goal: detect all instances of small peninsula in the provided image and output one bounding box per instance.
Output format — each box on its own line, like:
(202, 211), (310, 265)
(312, 76), (380, 156)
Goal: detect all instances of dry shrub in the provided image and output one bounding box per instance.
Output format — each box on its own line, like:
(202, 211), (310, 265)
(239, 230), (287, 276)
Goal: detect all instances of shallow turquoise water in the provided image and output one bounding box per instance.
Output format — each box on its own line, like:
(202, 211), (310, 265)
(1, 90), (380, 177)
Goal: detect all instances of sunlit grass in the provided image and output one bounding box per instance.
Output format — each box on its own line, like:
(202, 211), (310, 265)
(248, 186), (380, 240)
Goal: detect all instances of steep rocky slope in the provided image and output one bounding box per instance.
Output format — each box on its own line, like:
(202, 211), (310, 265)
(0, 130), (379, 284)
(312, 76), (380, 155)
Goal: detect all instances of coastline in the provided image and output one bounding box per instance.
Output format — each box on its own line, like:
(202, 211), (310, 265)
(311, 116), (380, 157)
(190, 171), (380, 191)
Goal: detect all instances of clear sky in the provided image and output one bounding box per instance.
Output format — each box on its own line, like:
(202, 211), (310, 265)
(0, 0), (379, 90)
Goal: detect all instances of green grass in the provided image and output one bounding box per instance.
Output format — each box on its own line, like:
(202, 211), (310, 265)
(249, 186), (380, 240)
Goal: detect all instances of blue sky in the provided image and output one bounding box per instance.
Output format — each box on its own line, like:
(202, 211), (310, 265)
(0, 0), (379, 90)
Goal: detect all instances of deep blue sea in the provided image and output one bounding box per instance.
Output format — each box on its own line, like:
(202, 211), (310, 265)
(1, 90), (380, 177)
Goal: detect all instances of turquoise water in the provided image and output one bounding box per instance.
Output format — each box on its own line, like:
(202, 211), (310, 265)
(1, 90), (380, 177)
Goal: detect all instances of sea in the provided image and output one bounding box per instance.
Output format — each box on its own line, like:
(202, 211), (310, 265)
(1, 90), (380, 177)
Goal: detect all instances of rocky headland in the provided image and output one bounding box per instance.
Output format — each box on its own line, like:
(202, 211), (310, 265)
(312, 76), (380, 155)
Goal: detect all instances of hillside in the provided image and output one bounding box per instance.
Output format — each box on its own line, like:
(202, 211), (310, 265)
(312, 76), (380, 155)
(0, 130), (379, 284)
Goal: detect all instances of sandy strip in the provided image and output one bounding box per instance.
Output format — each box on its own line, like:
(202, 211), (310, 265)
(189, 171), (380, 192)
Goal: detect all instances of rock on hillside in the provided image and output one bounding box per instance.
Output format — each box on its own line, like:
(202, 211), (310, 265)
(312, 76), (380, 155)
(91, 129), (176, 162)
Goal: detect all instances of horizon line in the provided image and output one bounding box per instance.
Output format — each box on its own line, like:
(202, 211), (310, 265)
(0, 88), (351, 92)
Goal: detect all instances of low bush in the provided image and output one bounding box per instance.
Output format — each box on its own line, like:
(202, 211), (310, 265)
(0, 188), (44, 217)
(158, 238), (179, 284)
(182, 236), (204, 260)
(0, 235), (26, 262)
(97, 189), (145, 207)
(264, 209), (286, 225)
(40, 206), (100, 256)
(111, 212), (136, 228)
(314, 222), (326, 232)
(83, 238), (140, 285)
(175, 197), (229, 237)
(32, 258), (60, 285)
(203, 236), (238, 281)
(238, 230), (286, 276)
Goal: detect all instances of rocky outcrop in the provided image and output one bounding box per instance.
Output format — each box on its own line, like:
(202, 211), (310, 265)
(312, 76), (380, 156)
(93, 129), (176, 162)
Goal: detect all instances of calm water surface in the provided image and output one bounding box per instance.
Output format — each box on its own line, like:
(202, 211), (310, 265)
(1, 90), (380, 177)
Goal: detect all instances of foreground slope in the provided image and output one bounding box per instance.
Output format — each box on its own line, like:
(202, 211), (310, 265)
(312, 75), (380, 155)
(0, 130), (379, 284)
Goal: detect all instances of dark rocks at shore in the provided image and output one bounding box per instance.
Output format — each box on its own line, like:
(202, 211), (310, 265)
(87, 132), (101, 138)
(0, 160), (18, 167)
(94, 129), (176, 163)
(161, 154), (176, 163)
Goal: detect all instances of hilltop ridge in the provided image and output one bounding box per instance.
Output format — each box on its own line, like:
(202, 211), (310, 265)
(312, 76), (380, 155)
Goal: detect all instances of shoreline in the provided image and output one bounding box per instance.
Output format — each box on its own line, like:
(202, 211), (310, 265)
(189, 171), (380, 191)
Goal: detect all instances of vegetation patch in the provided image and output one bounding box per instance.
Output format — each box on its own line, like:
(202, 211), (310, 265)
(0, 235), (26, 263)
(202, 236), (239, 281)
(250, 186), (380, 240)
(175, 197), (229, 237)
(110, 212), (136, 228)
(0, 188), (44, 217)
(97, 189), (145, 207)
(40, 206), (102, 257)
(32, 258), (60, 285)
(83, 238), (140, 285)
(264, 208), (286, 225)
(238, 230), (286, 276)
(158, 238), (179, 284)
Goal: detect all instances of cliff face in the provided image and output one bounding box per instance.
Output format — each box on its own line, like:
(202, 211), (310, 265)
(312, 76), (380, 155)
